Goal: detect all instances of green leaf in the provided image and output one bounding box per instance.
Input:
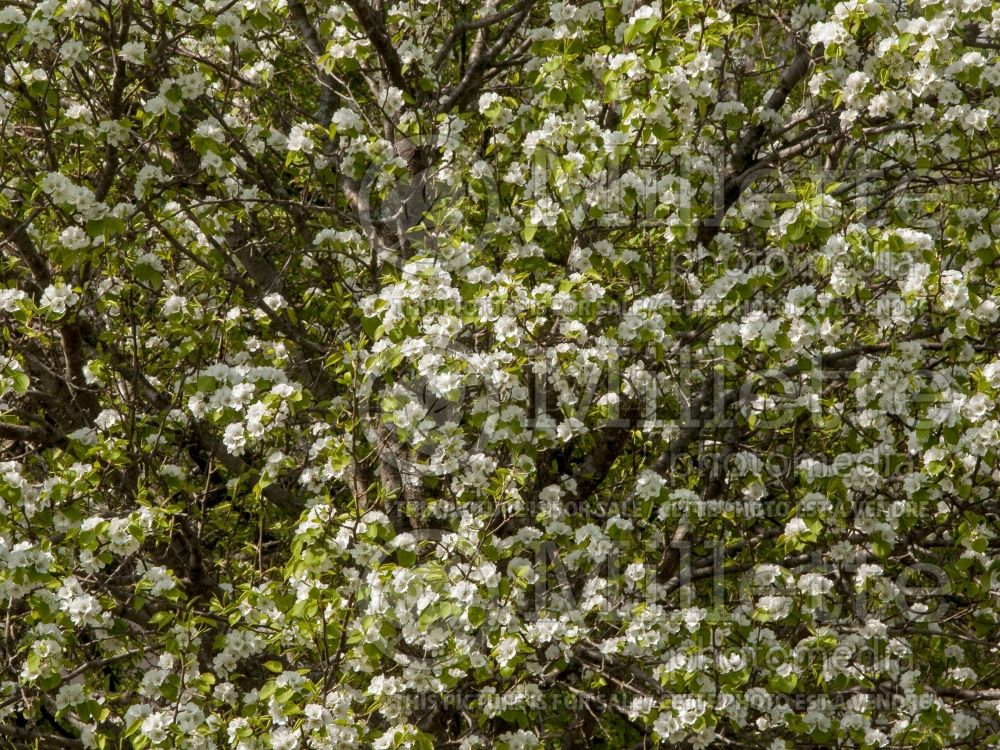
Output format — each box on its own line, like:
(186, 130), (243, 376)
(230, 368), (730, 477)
(148, 611), (173, 627)
(11, 371), (29, 394)
(258, 681), (278, 700)
(395, 549), (417, 566)
(134, 262), (163, 290)
(85, 216), (126, 238)
(468, 606), (486, 627)
(872, 537), (893, 558)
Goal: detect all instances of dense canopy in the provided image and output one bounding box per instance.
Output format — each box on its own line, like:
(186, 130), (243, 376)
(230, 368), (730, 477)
(2, 0), (1000, 747)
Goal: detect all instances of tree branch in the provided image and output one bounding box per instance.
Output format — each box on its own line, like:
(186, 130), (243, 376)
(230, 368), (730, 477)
(343, 0), (410, 95)
(0, 421), (62, 446)
(431, 0), (537, 71)
(435, 1), (537, 113)
(287, 0), (343, 121)
(698, 44), (816, 247)
(0, 723), (83, 749)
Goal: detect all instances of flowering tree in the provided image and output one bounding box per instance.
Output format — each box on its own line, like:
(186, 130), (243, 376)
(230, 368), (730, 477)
(3, 0), (1000, 747)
